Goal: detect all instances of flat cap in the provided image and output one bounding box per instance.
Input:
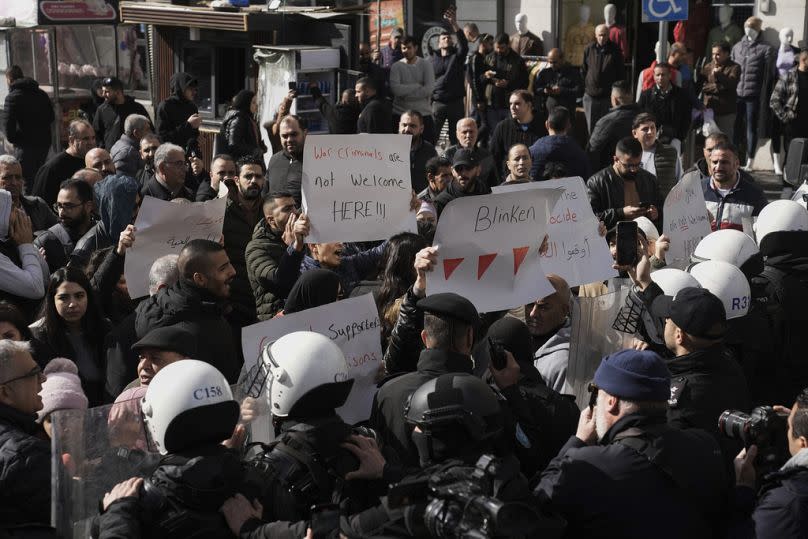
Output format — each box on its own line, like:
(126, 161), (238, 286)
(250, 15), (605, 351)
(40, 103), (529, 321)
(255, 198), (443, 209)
(417, 292), (480, 326)
(132, 326), (197, 358)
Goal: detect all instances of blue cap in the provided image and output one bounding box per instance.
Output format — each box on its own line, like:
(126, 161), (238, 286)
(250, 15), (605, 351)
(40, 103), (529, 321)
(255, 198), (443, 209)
(593, 349), (670, 401)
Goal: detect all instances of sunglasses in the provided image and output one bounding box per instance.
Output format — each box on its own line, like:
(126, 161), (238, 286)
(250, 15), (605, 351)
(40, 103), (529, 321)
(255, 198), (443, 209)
(588, 382), (599, 411)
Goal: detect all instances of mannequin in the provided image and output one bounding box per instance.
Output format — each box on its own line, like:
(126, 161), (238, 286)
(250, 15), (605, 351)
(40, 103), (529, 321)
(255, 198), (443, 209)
(771, 27), (799, 175)
(731, 16), (775, 170)
(604, 4), (628, 60)
(564, 4), (595, 66)
(705, 4), (743, 58)
(510, 13), (544, 57)
(673, 0), (711, 63)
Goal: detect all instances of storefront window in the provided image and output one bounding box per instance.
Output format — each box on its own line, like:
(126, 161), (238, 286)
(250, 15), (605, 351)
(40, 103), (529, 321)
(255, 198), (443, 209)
(180, 39), (251, 120)
(9, 28), (54, 89)
(117, 24), (150, 98)
(182, 45), (213, 114)
(54, 25), (116, 95)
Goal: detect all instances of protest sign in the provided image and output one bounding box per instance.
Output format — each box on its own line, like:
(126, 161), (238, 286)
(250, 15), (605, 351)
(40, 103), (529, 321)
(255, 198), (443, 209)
(124, 196), (227, 299)
(429, 188), (561, 312)
(662, 174), (712, 269)
(302, 134), (417, 243)
(493, 178), (617, 286)
(240, 294), (381, 435)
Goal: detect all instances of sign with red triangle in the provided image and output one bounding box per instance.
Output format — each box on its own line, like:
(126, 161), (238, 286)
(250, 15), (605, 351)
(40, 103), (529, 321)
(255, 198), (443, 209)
(477, 253), (497, 280)
(512, 246), (530, 275)
(443, 258), (464, 280)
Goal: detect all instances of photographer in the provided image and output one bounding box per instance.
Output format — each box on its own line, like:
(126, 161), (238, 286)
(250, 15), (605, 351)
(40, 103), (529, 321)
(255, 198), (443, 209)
(533, 349), (729, 537)
(732, 390), (808, 538)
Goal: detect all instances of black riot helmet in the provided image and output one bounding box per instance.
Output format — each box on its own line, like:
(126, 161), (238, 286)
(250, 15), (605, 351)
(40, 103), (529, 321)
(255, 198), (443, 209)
(404, 373), (502, 466)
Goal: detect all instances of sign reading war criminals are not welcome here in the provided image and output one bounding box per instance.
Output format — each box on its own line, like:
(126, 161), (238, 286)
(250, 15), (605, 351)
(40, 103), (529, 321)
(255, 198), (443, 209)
(302, 134), (418, 243)
(429, 188), (563, 313)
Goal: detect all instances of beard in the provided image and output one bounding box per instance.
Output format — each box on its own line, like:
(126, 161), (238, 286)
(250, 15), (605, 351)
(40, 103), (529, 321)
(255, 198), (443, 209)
(242, 186), (262, 200)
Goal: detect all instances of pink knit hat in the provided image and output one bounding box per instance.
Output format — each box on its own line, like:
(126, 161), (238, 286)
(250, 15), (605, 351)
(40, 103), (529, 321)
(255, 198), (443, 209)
(37, 358), (89, 422)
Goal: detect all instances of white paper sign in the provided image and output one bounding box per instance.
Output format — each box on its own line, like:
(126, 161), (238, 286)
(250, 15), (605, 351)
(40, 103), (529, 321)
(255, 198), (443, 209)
(240, 294), (382, 427)
(493, 178), (618, 286)
(662, 174), (712, 269)
(124, 196), (227, 299)
(429, 189), (561, 312)
(302, 134), (417, 243)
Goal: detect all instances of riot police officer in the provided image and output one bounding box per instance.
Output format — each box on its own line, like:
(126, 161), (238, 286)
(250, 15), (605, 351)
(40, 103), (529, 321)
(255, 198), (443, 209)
(244, 331), (381, 523)
(93, 359), (250, 538)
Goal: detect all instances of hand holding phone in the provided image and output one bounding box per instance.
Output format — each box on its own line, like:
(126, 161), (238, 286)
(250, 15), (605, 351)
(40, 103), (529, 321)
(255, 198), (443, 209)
(488, 337), (507, 370)
(616, 221), (639, 267)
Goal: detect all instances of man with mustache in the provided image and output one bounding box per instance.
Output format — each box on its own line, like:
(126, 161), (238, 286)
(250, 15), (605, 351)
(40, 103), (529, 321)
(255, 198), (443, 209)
(34, 178), (95, 273)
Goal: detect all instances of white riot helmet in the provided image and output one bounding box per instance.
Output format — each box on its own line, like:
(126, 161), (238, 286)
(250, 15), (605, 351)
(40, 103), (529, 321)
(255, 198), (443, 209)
(262, 331), (354, 418)
(688, 260), (751, 320)
(141, 360), (239, 455)
(754, 200), (808, 250)
(650, 268), (701, 295)
(691, 229), (763, 278)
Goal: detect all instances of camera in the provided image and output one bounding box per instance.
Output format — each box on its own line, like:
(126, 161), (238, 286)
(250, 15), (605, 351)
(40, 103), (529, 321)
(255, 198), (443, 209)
(388, 454), (552, 538)
(719, 406), (789, 475)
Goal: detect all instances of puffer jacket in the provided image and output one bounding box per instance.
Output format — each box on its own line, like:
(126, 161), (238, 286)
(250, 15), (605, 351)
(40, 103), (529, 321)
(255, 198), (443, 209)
(218, 109), (263, 161)
(732, 37), (776, 98)
(155, 72), (199, 146)
(135, 279), (240, 382)
(245, 219), (304, 321)
(0, 403), (51, 527)
(770, 67), (802, 123)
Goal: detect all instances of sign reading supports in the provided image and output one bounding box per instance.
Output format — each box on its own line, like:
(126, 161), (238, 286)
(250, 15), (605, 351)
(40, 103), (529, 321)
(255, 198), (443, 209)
(662, 174), (712, 268)
(302, 134), (417, 243)
(429, 188), (562, 312)
(493, 178), (617, 287)
(240, 294), (382, 428)
(124, 196), (227, 299)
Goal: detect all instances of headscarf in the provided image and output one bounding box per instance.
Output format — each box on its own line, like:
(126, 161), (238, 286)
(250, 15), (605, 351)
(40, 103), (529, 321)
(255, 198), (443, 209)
(284, 269), (341, 314)
(0, 189), (12, 240)
(93, 174), (139, 241)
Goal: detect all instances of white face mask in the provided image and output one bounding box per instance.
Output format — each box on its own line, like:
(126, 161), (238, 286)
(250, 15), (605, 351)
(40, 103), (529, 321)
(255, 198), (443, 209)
(745, 27), (759, 41)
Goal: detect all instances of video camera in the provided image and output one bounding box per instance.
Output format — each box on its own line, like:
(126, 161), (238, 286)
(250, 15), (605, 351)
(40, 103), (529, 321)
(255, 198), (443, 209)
(719, 406), (790, 474)
(387, 454), (550, 538)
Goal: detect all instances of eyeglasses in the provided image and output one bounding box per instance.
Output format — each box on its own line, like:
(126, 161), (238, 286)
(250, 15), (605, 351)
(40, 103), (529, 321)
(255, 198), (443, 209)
(587, 382), (599, 410)
(164, 160), (189, 168)
(0, 365), (43, 385)
(617, 161), (641, 171)
(53, 202), (83, 212)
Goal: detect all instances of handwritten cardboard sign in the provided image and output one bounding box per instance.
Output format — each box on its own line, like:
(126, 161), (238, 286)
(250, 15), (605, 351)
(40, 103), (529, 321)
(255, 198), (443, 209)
(240, 293), (382, 431)
(662, 174), (712, 269)
(124, 195), (227, 299)
(301, 134), (417, 243)
(493, 178), (617, 286)
(429, 188), (561, 312)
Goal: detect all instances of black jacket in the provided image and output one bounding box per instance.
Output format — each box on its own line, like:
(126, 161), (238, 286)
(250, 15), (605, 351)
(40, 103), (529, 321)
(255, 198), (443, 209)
(529, 134), (590, 181)
(666, 343), (750, 465)
(3, 78), (54, 148)
(357, 96), (394, 134)
(382, 286), (423, 376)
(638, 85), (692, 142)
(534, 413), (728, 539)
(443, 144), (498, 188)
(581, 41), (625, 98)
(245, 219), (304, 321)
(433, 176), (492, 217)
(32, 151), (85, 207)
(155, 72), (199, 146)
(490, 115), (548, 180)
(263, 150), (303, 206)
(21, 195), (58, 233)
(431, 29), (469, 102)
(103, 311), (138, 401)
(480, 49), (529, 109)
(135, 279), (241, 383)
(586, 166), (661, 229)
(222, 196), (261, 327)
(0, 403), (51, 527)
(586, 103), (642, 170)
(409, 140), (437, 193)
(140, 176), (194, 202)
(218, 109), (263, 161)
(371, 348), (475, 467)
(93, 96), (151, 150)
(533, 64), (583, 114)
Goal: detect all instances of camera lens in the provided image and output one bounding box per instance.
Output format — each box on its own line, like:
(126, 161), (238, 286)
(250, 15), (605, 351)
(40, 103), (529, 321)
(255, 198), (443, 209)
(718, 410), (751, 444)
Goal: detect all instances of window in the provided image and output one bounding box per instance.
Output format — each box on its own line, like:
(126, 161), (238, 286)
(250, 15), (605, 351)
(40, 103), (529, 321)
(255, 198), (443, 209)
(117, 24), (151, 98)
(178, 38), (251, 120)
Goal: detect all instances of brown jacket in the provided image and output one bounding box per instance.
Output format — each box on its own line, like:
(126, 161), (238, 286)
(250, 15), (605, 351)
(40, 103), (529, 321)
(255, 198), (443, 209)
(701, 60), (741, 116)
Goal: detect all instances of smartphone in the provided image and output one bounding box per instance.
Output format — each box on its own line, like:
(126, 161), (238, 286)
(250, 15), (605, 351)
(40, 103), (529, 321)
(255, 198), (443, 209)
(288, 81), (297, 91)
(616, 221), (639, 266)
(488, 337), (507, 370)
(310, 503), (340, 539)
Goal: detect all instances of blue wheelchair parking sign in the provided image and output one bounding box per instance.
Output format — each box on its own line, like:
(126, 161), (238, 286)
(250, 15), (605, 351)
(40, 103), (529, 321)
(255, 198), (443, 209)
(642, 0), (688, 22)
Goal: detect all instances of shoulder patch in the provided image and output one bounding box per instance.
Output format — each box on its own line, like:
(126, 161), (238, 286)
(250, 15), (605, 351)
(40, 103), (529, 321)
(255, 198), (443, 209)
(668, 377), (687, 408)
